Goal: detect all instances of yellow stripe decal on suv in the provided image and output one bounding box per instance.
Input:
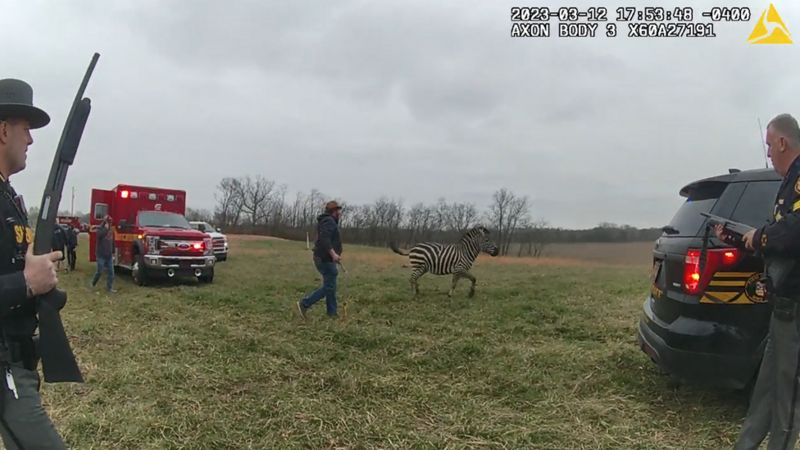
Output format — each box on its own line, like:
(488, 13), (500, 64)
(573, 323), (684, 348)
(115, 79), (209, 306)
(708, 280), (747, 287)
(701, 291), (758, 304)
(714, 272), (755, 278)
(701, 292), (739, 303)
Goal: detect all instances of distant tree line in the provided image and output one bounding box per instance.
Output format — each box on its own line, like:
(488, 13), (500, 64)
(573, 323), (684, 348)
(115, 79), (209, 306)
(190, 176), (662, 257)
(30, 176), (661, 256)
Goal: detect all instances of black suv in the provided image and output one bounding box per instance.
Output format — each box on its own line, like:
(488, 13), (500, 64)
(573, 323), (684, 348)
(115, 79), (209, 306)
(638, 168), (781, 389)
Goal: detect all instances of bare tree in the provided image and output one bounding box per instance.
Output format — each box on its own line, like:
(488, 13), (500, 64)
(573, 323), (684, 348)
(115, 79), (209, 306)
(266, 184), (288, 230)
(405, 202), (426, 245)
(186, 208), (214, 223)
(239, 175), (275, 226)
(488, 188), (530, 255)
(446, 202), (478, 233)
(302, 189), (326, 229)
(517, 218), (549, 257)
(530, 218), (549, 257)
(503, 196), (530, 255)
(488, 188), (513, 255)
(214, 177), (244, 228)
(289, 191), (305, 229)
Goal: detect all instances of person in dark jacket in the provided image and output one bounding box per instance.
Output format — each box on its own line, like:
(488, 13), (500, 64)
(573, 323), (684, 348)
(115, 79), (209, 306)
(731, 114), (800, 450)
(297, 201), (343, 318)
(65, 225), (77, 271)
(51, 223), (66, 271)
(91, 215), (115, 293)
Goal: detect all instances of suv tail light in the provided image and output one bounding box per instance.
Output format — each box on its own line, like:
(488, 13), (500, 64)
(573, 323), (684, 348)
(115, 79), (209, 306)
(684, 248), (741, 294)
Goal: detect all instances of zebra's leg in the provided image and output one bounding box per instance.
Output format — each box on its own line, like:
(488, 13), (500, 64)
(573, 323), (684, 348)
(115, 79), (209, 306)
(463, 271), (477, 298)
(448, 273), (463, 297)
(410, 267), (425, 298)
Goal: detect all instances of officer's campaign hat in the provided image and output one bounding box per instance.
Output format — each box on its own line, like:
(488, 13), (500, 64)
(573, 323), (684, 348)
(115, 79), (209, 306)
(0, 79), (50, 129)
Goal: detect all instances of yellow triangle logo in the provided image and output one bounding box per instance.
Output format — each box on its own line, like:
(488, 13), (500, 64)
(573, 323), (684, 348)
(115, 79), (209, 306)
(748, 3), (792, 44)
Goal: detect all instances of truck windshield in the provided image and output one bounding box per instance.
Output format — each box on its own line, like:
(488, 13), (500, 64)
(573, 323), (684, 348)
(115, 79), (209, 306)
(138, 211), (191, 229)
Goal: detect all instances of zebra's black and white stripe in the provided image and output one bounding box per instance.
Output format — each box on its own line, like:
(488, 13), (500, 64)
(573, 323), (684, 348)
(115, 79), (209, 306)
(390, 226), (499, 297)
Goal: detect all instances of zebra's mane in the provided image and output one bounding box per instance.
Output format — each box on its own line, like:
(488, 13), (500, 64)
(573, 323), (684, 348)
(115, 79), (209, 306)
(459, 226), (489, 244)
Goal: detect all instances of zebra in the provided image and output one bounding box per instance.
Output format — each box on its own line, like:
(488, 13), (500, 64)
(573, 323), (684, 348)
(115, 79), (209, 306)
(390, 226), (500, 298)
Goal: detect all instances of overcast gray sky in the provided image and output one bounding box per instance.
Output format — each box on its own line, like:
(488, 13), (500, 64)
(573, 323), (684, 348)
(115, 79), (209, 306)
(1, 0), (795, 228)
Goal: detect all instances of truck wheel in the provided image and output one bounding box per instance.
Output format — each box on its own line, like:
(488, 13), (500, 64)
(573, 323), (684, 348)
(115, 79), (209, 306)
(132, 254), (149, 286)
(199, 268), (214, 283)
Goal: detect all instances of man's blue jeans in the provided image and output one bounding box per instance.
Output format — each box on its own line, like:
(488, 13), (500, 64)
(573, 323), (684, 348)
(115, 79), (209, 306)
(300, 258), (338, 316)
(91, 256), (114, 291)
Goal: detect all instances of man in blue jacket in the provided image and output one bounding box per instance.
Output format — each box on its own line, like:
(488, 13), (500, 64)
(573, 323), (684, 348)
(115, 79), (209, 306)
(297, 201), (343, 319)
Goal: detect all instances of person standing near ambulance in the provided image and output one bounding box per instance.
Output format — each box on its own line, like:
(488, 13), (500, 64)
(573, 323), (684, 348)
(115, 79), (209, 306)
(90, 215), (115, 293)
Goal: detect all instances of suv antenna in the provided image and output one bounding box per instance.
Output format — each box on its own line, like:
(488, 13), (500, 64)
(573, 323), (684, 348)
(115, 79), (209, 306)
(758, 118), (768, 169)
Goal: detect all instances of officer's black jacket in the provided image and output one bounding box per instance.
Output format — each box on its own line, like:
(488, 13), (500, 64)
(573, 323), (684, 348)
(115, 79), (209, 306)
(0, 176), (37, 337)
(753, 155), (800, 296)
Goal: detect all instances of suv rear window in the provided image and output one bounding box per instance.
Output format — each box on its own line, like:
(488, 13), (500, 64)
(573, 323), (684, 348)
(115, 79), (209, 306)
(730, 181), (780, 227)
(667, 183), (726, 237)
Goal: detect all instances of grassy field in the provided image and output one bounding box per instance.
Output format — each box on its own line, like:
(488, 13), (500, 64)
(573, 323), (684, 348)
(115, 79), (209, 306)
(539, 242), (654, 266)
(30, 235), (748, 449)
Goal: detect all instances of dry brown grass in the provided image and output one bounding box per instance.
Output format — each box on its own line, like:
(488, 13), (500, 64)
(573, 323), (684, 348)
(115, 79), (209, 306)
(229, 235), (654, 268)
(228, 234), (288, 242)
(534, 241), (653, 266)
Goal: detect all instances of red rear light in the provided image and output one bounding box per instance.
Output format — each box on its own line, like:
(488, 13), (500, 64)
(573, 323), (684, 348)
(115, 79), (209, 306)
(683, 248), (741, 295)
(120, 190), (129, 199)
(684, 250), (701, 294)
(722, 250), (737, 265)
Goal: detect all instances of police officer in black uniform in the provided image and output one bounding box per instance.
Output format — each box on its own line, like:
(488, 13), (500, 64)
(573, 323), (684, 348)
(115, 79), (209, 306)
(732, 113), (800, 450)
(0, 78), (67, 448)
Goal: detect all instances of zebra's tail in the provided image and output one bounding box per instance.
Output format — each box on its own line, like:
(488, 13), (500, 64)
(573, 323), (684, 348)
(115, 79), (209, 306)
(389, 242), (410, 256)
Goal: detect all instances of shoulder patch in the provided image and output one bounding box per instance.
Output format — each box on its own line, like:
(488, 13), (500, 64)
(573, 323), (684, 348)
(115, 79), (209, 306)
(795, 177), (800, 194)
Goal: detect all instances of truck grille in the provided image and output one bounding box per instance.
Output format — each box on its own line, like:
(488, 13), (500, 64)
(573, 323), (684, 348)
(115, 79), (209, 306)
(156, 239), (207, 257)
(212, 237), (226, 251)
(161, 258), (208, 267)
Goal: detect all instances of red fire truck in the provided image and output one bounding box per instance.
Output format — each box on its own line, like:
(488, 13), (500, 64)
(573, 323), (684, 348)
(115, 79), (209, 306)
(57, 216), (88, 232)
(89, 184), (216, 285)
(57, 215), (81, 229)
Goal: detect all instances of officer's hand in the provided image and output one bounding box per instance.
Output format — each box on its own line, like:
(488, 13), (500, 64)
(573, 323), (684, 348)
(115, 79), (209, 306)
(23, 246), (60, 297)
(331, 253), (341, 263)
(713, 224), (727, 241)
(743, 229), (756, 250)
